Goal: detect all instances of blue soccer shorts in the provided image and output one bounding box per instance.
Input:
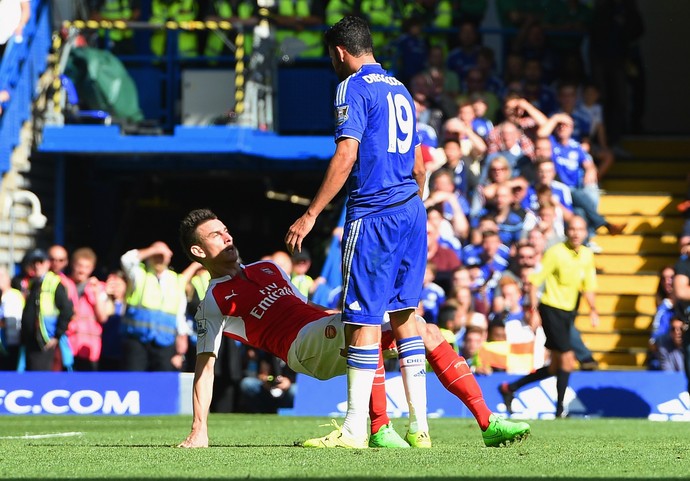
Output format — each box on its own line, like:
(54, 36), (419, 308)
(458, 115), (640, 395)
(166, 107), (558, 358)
(340, 195), (427, 326)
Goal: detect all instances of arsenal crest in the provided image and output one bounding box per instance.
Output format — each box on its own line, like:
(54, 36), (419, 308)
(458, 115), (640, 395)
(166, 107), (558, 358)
(324, 325), (337, 339)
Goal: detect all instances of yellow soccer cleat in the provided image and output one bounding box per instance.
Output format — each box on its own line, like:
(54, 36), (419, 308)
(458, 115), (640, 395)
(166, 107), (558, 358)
(301, 420), (368, 449)
(404, 430), (432, 448)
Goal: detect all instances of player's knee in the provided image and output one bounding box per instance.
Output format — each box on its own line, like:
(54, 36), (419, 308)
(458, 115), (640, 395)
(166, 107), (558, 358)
(417, 321), (444, 351)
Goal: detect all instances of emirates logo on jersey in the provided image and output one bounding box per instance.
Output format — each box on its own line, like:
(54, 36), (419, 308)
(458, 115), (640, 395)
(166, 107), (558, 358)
(324, 325), (337, 339)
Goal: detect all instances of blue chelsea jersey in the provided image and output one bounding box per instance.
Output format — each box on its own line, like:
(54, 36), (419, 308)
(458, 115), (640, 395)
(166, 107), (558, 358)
(549, 135), (589, 189)
(334, 64), (421, 222)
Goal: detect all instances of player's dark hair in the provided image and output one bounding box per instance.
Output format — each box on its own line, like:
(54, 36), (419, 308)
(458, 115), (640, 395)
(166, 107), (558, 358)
(324, 16), (373, 57)
(179, 208), (218, 261)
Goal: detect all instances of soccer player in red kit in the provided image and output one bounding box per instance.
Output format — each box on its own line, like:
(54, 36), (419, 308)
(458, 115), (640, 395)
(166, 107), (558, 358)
(177, 209), (530, 449)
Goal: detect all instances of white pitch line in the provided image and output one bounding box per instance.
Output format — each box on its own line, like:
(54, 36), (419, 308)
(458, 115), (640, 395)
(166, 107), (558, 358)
(0, 431), (84, 440)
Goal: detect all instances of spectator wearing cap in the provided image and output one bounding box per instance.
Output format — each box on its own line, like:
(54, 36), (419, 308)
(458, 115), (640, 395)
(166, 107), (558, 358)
(19, 248), (74, 371)
(290, 248), (314, 299)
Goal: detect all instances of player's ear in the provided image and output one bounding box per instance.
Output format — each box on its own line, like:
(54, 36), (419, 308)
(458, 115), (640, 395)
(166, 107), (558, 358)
(335, 45), (346, 62)
(190, 245), (206, 259)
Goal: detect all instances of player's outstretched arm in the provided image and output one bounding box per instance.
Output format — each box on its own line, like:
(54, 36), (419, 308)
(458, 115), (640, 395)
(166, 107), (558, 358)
(178, 353), (216, 448)
(285, 138), (358, 254)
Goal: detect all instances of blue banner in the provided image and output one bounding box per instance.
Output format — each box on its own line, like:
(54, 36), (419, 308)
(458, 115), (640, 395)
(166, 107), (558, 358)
(292, 371), (690, 421)
(0, 372), (180, 415)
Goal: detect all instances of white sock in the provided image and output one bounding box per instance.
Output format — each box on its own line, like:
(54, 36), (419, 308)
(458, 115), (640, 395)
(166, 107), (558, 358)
(341, 343), (378, 441)
(397, 337), (428, 433)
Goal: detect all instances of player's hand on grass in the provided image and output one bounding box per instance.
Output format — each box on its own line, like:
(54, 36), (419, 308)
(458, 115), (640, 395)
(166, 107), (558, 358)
(177, 430), (208, 448)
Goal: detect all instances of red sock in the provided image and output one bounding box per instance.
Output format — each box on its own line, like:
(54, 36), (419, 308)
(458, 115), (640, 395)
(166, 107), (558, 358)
(427, 341), (492, 430)
(369, 348), (390, 435)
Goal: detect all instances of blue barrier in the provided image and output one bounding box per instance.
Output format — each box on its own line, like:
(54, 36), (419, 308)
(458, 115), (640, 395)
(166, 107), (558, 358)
(292, 371), (690, 421)
(0, 372), (180, 415)
(39, 125), (333, 161)
(2, 370), (686, 420)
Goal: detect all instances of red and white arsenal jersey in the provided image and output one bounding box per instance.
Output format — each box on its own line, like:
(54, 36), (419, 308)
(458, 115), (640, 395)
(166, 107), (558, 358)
(195, 261), (330, 362)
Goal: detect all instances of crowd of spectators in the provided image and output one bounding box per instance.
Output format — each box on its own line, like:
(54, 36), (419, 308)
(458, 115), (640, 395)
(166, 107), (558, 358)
(0, 242), (307, 414)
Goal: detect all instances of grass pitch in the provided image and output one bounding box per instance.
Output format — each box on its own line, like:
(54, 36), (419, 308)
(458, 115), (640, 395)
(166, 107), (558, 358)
(0, 415), (687, 480)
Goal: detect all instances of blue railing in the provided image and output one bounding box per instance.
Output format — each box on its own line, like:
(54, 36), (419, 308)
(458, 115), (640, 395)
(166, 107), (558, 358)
(0, 0), (52, 173)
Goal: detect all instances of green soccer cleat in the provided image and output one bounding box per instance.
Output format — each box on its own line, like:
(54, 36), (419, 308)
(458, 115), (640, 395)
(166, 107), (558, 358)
(368, 423), (410, 448)
(301, 420), (368, 449)
(404, 430), (432, 448)
(482, 413), (531, 447)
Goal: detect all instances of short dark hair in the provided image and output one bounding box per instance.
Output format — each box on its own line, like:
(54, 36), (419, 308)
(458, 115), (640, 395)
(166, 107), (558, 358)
(179, 209), (218, 262)
(324, 16), (373, 57)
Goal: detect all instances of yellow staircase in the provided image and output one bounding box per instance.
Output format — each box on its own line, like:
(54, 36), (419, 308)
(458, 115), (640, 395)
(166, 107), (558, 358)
(575, 138), (689, 370)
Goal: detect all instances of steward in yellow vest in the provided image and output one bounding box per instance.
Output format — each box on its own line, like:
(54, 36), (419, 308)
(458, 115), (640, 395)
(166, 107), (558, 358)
(121, 242), (189, 371)
(19, 249), (74, 371)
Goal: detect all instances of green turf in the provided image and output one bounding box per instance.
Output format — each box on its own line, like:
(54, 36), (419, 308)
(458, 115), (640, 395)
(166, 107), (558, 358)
(0, 415), (687, 480)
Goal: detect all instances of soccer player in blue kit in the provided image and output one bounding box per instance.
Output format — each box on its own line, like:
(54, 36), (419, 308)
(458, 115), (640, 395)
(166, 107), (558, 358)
(285, 16), (429, 448)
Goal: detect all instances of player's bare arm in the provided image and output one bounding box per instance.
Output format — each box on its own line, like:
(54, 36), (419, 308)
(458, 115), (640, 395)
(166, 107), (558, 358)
(178, 352), (216, 448)
(285, 138), (358, 254)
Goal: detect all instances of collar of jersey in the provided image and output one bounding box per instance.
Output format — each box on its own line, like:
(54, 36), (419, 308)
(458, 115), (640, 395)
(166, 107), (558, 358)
(357, 63), (382, 73)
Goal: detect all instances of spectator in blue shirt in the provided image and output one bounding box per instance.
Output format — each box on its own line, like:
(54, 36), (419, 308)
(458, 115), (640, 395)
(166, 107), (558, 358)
(538, 113), (625, 249)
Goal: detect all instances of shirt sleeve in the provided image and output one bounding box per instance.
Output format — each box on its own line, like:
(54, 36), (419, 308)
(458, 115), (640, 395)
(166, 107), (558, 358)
(334, 80), (366, 142)
(194, 297), (224, 357)
(120, 249), (141, 281)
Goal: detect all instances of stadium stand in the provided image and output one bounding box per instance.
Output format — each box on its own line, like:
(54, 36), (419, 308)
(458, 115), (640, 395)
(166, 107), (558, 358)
(578, 138), (689, 369)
